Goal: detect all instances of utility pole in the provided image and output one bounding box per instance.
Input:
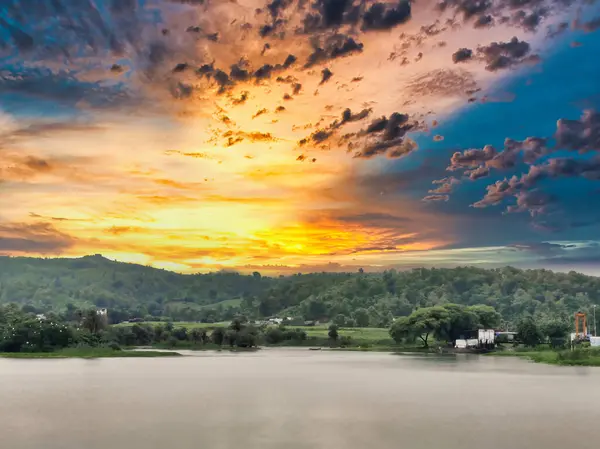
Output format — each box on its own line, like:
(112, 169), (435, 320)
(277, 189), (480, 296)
(594, 305), (597, 337)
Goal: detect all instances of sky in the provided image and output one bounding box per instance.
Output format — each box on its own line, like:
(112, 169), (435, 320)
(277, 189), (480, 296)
(1, 0), (600, 275)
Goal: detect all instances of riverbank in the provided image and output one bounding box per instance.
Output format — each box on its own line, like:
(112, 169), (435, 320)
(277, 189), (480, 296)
(490, 348), (600, 366)
(0, 348), (182, 359)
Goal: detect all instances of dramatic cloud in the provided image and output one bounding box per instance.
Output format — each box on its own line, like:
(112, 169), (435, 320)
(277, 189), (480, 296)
(320, 68), (334, 84)
(441, 110), (600, 218)
(305, 35), (364, 68)
(1, 0), (598, 272)
(361, 1), (412, 31)
(477, 37), (535, 71)
(555, 110), (600, 153)
(452, 48), (473, 63)
(0, 222), (75, 254)
(353, 112), (418, 159)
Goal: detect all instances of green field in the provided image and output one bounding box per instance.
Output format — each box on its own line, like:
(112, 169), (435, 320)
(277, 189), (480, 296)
(115, 321), (230, 329)
(116, 321), (391, 341)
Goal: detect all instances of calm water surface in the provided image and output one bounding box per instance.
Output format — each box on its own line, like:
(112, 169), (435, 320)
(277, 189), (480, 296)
(2, 349), (599, 449)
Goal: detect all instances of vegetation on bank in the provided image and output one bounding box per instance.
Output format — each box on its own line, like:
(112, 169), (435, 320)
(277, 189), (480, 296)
(491, 348), (600, 366)
(0, 348), (181, 359)
(0, 288), (595, 365)
(2, 256), (600, 329)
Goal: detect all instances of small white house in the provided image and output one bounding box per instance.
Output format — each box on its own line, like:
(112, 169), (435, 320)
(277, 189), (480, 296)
(478, 329), (495, 345)
(36, 314), (46, 321)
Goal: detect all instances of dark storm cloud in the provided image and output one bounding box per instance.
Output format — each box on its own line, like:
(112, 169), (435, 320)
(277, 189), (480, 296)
(0, 222), (76, 254)
(300, 0), (411, 34)
(555, 110), (600, 153)
(3, 121), (104, 140)
(0, 68), (134, 108)
(452, 48), (473, 63)
(474, 14), (494, 28)
(477, 37), (534, 71)
(505, 190), (556, 215)
(340, 108), (372, 124)
(355, 138), (417, 158)
(266, 0), (293, 19)
(361, 1), (412, 31)
(0, 0), (147, 60)
(353, 112), (417, 159)
(437, 0), (493, 21)
(301, 0), (362, 32)
(304, 35), (364, 68)
(320, 68), (334, 84)
(511, 9), (547, 32)
(191, 53), (299, 93)
(297, 107), (371, 146)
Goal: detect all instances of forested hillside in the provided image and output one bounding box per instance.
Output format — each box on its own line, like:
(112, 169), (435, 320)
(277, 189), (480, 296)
(1, 255), (599, 326)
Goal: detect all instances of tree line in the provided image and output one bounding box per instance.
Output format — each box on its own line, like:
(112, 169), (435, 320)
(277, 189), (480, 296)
(2, 302), (579, 354)
(1, 256), (599, 328)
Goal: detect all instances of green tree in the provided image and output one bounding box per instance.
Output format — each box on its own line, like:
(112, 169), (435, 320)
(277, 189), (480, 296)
(353, 308), (370, 327)
(541, 318), (570, 348)
(173, 327), (188, 340)
(517, 316), (542, 347)
(189, 328), (207, 344)
(389, 306), (450, 348)
(466, 305), (502, 329)
(230, 318), (243, 332)
(328, 324), (339, 341)
(333, 314), (347, 327)
(265, 327), (285, 344)
(235, 329), (257, 347)
(439, 304), (478, 343)
(211, 327), (225, 345)
(81, 309), (107, 334)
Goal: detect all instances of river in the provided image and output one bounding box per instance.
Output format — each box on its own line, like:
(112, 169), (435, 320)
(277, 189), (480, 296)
(2, 349), (599, 449)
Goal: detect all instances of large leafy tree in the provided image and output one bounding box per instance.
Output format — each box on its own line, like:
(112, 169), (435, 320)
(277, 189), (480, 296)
(390, 306), (451, 347)
(81, 309), (107, 334)
(541, 318), (570, 347)
(517, 316), (542, 347)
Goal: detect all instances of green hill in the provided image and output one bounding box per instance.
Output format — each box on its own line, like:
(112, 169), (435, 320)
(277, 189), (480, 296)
(1, 255), (599, 326)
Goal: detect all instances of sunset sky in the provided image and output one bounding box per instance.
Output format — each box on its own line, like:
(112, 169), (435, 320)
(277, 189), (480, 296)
(1, 0), (600, 274)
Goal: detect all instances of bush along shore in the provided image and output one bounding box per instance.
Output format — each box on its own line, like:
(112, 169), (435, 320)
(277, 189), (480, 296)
(490, 347), (600, 366)
(0, 305), (184, 358)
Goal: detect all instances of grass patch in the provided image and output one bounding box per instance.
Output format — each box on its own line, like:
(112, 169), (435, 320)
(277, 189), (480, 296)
(114, 321), (231, 329)
(490, 347), (600, 366)
(0, 348), (181, 359)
